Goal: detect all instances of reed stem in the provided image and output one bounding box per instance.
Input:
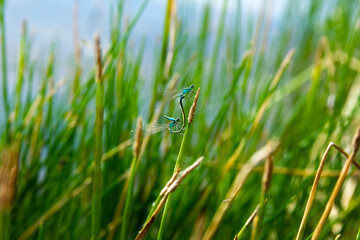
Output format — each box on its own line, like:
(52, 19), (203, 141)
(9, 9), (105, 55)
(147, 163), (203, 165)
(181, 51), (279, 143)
(0, 0), (9, 139)
(311, 127), (360, 240)
(121, 118), (142, 240)
(157, 88), (200, 240)
(91, 33), (104, 240)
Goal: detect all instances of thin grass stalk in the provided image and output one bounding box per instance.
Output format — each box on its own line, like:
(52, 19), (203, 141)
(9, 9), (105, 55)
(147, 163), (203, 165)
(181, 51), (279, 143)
(136, 157), (204, 240)
(106, 180), (128, 240)
(312, 127), (360, 240)
(72, 0), (81, 100)
(159, 0), (173, 78)
(356, 225), (360, 240)
(28, 88), (44, 163)
(143, 166), (182, 223)
(202, 140), (279, 240)
(156, 126), (190, 240)
(232, 0), (241, 65)
(296, 142), (355, 240)
(163, 0), (177, 80)
(204, 0), (228, 98)
(259, 0), (274, 54)
(0, 0), (9, 139)
(157, 88), (200, 240)
(0, 210), (10, 240)
(37, 223), (44, 240)
(44, 56), (54, 128)
(193, 3), (209, 89)
(235, 204), (260, 240)
(234, 163), (360, 177)
(119, 161), (138, 240)
(91, 33), (104, 240)
(148, 0), (174, 116)
(15, 20), (26, 130)
(251, 154), (273, 240)
(240, 0), (267, 103)
(120, 118), (142, 240)
(122, 0), (149, 43)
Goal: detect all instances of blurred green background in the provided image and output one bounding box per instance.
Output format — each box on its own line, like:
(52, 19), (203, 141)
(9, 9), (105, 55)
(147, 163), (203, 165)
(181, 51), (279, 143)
(0, 0), (360, 239)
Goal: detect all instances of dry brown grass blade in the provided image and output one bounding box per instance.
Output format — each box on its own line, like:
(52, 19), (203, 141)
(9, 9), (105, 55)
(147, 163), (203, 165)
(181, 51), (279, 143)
(0, 143), (19, 211)
(202, 140), (279, 240)
(135, 157), (204, 240)
(296, 141), (353, 240)
(247, 165), (360, 177)
(311, 127), (360, 240)
(296, 139), (360, 240)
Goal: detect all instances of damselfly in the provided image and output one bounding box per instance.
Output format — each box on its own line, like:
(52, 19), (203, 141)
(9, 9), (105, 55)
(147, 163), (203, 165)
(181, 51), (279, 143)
(146, 95), (187, 135)
(160, 84), (195, 110)
(145, 116), (182, 135)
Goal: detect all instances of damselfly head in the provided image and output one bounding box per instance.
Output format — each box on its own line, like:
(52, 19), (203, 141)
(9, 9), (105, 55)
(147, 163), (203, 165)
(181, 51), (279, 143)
(190, 84), (195, 89)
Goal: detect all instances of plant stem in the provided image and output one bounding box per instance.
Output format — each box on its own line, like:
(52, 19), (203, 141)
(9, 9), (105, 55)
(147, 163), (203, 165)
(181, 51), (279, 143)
(312, 128), (360, 240)
(0, 0), (9, 139)
(37, 223), (44, 240)
(235, 205), (259, 240)
(91, 33), (104, 240)
(296, 142), (350, 240)
(0, 209), (10, 240)
(121, 156), (139, 240)
(14, 20), (26, 133)
(157, 125), (191, 240)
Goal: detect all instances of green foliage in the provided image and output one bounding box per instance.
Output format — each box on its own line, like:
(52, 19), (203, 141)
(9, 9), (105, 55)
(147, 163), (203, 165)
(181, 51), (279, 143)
(1, 0), (360, 239)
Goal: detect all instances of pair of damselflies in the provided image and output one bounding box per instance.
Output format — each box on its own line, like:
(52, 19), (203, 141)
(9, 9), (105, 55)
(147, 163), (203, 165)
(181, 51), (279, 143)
(146, 85), (195, 135)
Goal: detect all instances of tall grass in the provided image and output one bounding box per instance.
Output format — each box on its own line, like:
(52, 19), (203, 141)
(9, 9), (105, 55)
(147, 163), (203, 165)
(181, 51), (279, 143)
(91, 33), (104, 240)
(0, 0), (9, 139)
(0, 0), (360, 239)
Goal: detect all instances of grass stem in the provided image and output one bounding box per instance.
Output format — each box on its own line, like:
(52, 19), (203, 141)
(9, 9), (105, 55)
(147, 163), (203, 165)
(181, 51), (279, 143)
(0, 0), (9, 140)
(91, 33), (104, 240)
(157, 122), (191, 240)
(157, 88), (200, 240)
(121, 118), (142, 240)
(296, 141), (358, 240)
(311, 128), (360, 240)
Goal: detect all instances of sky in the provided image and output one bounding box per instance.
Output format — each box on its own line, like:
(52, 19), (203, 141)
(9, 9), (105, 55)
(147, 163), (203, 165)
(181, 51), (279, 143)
(2, 0), (289, 94)
(5, 0), (285, 61)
